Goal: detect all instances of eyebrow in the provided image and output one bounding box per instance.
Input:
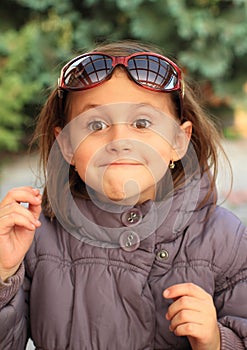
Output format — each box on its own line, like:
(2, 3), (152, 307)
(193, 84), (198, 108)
(76, 102), (160, 118)
(133, 102), (156, 109)
(130, 102), (161, 114)
(79, 104), (101, 114)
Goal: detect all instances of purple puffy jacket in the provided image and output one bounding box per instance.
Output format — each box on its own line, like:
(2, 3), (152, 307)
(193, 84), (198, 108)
(0, 175), (247, 349)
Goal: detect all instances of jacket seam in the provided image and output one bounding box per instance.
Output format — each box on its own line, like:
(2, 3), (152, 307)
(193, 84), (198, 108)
(215, 271), (247, 294)
(155, 258), (222, 273)
(27, 254), (151, 276)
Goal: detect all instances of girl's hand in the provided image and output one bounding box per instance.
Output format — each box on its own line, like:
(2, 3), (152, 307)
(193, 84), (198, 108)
(0, 187), (42, 281)
(163, 283), (220, 350)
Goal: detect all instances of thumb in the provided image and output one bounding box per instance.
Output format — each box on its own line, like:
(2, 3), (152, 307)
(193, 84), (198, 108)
(28, 190), (42, 219)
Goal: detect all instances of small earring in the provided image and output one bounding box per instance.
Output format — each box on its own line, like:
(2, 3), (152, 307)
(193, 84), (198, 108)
(169, 160), (175, 169)
(71, 159), (77, 172)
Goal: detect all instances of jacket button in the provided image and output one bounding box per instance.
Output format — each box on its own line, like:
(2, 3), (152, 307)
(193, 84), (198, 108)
(157, 250), (169, 260)
(119, 231), (140, 252)
(121, 208), (142, 227)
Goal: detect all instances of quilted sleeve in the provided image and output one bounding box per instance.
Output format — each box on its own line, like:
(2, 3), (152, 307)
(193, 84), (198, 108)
(215, 225), (247, 350)
(0, 263), (29, 349)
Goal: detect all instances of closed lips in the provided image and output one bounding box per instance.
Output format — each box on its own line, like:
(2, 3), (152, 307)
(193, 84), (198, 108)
(100, 160), (143, 167)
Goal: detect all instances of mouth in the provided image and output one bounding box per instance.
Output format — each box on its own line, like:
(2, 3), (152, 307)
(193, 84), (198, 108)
(99, 160), (143, 167)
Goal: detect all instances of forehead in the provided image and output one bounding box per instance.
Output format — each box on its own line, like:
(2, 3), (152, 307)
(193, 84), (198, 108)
(66, 69), (176, 120)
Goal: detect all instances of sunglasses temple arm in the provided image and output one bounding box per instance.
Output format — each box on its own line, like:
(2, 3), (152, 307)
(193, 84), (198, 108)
(57, 88), (68, 121)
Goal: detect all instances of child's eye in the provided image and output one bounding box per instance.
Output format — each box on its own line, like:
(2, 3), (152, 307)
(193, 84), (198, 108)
(88, 120), (109, 131)
(132, 119), (152, 129)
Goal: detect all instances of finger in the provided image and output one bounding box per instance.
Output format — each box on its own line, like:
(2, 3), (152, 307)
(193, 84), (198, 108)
(0, 202), (41, 229)
(0, 212), (40, 233)
(0, 202), (40, 225)
(0, 187), (41, 208)
(171, 321), (202, 338)
(163, 283), (209, 300)
(0, 187), (42, 221)
(166, 296), (203, 321)
(28, 195), (42, 219)
(172, 321), (220, 348)
(168, 309), (202, 333)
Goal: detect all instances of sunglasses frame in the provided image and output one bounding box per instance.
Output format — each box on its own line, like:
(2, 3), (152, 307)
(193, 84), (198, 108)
(59, 52), (184, 96)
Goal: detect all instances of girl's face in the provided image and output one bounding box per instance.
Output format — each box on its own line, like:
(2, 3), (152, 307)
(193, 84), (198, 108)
(56, 69), (192, 205)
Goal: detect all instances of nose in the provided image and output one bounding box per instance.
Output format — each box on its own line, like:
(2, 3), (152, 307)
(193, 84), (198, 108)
(105, 124), (133, 155)
(105, 139), (133, 154)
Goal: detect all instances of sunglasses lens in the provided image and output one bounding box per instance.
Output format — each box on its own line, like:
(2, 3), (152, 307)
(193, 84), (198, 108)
(64, 54), (113, 89)
(128, 55), (179, 91)
(62, 53), (180, 94)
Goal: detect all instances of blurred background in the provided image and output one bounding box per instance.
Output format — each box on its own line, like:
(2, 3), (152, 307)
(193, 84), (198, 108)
(0, 1), (246, 348)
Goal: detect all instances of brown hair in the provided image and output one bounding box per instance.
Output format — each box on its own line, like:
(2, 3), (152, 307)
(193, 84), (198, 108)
(32, 40), (230, 218)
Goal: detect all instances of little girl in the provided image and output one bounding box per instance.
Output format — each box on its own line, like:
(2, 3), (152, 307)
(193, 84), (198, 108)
(0, 40), (246, 350)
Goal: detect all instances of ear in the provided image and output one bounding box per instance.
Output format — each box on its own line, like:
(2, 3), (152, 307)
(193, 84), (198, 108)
(172, 121), (192, 161)
(54, 126), (75, 165)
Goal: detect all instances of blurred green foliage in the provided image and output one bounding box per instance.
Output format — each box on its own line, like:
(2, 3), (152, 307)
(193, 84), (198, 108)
(0, 0), (247, 151)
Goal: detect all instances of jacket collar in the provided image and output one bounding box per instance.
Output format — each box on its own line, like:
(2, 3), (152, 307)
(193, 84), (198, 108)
(56, 172), (215, 247)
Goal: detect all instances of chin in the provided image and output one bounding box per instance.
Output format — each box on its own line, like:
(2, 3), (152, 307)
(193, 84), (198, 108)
(103, 180), (141, 203)
(98, 188), (140, 206)
(106, 191), (126, 202)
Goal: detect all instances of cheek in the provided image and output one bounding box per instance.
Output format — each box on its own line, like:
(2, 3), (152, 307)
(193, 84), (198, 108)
(159, 148), (172, 164)
(73, 143), (96, 180)
(138, 141), (172, 185)
(148, 138), (173, 164)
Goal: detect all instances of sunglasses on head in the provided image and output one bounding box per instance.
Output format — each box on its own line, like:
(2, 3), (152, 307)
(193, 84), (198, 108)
(58, 52), (184, 116)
